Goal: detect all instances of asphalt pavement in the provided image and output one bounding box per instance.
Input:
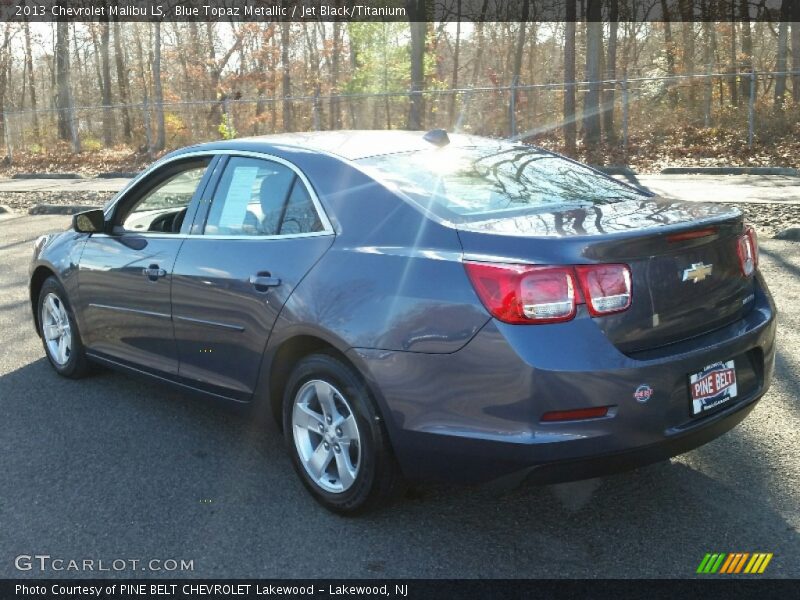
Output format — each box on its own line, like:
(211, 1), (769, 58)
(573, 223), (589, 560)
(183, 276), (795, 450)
(0, 213), (798, 579)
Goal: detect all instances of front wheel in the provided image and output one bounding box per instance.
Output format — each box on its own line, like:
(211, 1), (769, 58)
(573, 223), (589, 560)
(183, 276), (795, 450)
(282, 353), (403, 514)
(38, 276), (90, 379)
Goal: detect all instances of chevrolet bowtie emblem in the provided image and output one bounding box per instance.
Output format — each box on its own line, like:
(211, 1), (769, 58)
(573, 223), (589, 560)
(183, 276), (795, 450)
(682, 262), (713, 283)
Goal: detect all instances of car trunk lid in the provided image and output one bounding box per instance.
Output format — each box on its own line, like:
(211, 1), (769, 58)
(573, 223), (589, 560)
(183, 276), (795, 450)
(457, 198), (755, 353)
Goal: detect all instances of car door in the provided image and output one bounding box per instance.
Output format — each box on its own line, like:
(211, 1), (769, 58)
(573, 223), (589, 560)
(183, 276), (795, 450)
(171, 154), (335, 400)
(77, 156), (218, 375)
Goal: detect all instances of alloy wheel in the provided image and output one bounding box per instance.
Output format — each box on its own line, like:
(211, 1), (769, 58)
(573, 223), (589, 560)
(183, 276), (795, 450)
(292, 379), (362, 493)
(41, 292), (72, 366)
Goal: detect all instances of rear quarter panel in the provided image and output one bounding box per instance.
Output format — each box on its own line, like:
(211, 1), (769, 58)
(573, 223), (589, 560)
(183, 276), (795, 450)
(273, 154), (490, 354)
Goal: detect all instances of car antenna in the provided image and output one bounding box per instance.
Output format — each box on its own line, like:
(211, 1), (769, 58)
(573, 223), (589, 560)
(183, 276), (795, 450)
(423, 129), (450, 147)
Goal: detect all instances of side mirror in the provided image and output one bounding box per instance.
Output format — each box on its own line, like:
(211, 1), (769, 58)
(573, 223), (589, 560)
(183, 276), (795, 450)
(72, 209), (106, 234)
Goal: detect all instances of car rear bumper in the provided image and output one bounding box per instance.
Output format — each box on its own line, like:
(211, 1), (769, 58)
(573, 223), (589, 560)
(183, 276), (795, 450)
(349, 273), (776, 486)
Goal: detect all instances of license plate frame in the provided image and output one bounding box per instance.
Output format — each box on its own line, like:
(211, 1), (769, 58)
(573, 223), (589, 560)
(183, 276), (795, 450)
(689, 360), (738, 416)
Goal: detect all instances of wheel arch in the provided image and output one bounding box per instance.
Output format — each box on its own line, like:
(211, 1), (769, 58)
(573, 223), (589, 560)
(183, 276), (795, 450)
(257, 330), (393, 440)
(29, 265), (59, 335)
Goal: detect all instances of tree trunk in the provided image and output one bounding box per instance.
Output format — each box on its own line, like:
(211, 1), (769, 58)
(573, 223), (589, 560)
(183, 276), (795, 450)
(281, 22), (293, 132)
(739, 0), (754, 101)
(114, 20), (133, 142)
(678, 2), (696, 110)
(775, 3), (789, 108)
(23, 19), (40, 141)
(270, 32), (278, 132)
(329, 17), (341, 130)
(100, 19), (114, 147)
(281, 21), (294, 131)
(564, 4), (577, 155)
(793, 2), (800, 103)
(583, 2), (603, 147)
(55, 22), (79, 152)
(133, 24), (152, 157)
(153, 22), (165, 152)
(603, 0), (619, 143)
(701, 0), (713, 125)
(407, 3), (426, 130)
(0, 25), (10, 155)
(661, 0), (678, 108)
(509, 0), (529, 136)
(383, 24), (391, 129)
(448, 0), (462, 129)
(728, 20), (738, 106)
(470, 0), (489, 87)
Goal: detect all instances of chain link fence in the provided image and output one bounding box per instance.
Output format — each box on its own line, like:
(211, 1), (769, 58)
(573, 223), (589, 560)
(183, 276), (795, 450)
(2, 69), (799, 161)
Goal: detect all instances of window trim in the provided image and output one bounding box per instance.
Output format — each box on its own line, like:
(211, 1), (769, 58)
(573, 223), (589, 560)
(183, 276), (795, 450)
(102, 150), (334, 240)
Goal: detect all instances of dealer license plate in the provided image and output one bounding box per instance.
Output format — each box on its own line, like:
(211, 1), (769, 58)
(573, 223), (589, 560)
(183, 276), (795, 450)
(689, 360), (738, 416)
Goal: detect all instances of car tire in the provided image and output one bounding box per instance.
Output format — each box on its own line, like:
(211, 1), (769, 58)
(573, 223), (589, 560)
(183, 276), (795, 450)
(282, 352), (404, 514)
(37, 276), (90, 379)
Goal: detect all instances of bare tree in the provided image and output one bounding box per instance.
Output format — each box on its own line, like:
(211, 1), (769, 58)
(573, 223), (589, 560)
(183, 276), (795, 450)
(509, 0), (529, 136)
(701, 0), (713, 125)
(329, 17), (342, 129)
(603, 0), (619, 143)
(661, 0), (678, 107)
(564, 4), (577, 155)
(152, 22), (165, 151)
(678, 2), (696, 110)
(133, 23), (153, 157)
(448, 0), (462, 129)
(407, 2), (427, 130)
(775, 0), (790, 107)
(55, 22), (80, 152)
(728, 15), (739, 106)
(470, 0), (489, 87)
(793, 3), (800, 103)
(583, 2), (603, 147)
(100, 18), (114, 147)
(739, 0), (754, 101)
(0, 24), (12, 157)
(281, 21), (293, 131)
(23, 19), (40, 142)
(113, 20), (132, 142)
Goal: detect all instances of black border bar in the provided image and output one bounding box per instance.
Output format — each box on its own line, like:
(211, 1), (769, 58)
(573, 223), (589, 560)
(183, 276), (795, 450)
(3, 579), (799, 600)
(5, 0), (792, 23)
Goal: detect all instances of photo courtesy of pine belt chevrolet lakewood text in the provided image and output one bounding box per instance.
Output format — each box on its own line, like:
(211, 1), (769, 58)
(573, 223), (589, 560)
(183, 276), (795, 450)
(29, 130), (776, 514)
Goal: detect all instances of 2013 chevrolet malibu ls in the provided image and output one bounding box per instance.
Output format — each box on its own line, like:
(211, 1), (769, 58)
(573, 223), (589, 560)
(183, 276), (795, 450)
(29, 130), (776, 513)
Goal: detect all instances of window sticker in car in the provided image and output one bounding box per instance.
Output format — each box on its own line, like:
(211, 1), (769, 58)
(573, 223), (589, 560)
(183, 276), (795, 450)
(217, 166), (259, 230)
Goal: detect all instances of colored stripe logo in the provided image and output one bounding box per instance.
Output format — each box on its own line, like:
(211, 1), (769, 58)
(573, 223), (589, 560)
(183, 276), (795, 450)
(697, 552), (773, 574)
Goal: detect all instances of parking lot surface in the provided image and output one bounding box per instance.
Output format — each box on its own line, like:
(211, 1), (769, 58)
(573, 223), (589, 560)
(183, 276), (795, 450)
(1, 214), (798, 578)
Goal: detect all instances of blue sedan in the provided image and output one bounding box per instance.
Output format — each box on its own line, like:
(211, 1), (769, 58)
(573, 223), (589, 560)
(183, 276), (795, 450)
(29, 131), (776, 513)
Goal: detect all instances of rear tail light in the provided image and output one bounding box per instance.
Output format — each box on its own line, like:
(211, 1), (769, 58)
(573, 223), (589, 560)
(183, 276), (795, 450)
(575, 264), (632, 316)
(737, 226), (758, 277)
(464, 261), (632, 324)
(464, 263), (576, 324)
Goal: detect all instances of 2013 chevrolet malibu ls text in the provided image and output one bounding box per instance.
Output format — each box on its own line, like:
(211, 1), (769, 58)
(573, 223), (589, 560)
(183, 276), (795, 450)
(29, 130), (776, 513)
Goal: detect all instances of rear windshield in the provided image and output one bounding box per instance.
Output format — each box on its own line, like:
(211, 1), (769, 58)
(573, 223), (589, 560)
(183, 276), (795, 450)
(357, 145), (648, 223)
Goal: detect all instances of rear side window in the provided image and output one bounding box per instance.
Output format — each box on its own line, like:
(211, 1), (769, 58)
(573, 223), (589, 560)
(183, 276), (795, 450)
(204, 156), (323, 236)
(357, 145), (648, 223)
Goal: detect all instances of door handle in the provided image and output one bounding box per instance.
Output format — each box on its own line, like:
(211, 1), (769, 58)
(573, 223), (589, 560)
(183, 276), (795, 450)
(143, 264), (167, 281)
(249, 272), (282, 292)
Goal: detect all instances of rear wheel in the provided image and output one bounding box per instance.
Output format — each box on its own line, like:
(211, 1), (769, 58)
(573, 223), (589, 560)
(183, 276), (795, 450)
(282, 353), (403, 514)
(38, 277), (90, 378)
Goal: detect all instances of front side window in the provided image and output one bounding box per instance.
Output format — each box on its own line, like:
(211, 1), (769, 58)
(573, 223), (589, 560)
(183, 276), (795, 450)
(116, 162), (209, 233)
(357, 145), (648, 224)
(204, 157), (323, 236)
